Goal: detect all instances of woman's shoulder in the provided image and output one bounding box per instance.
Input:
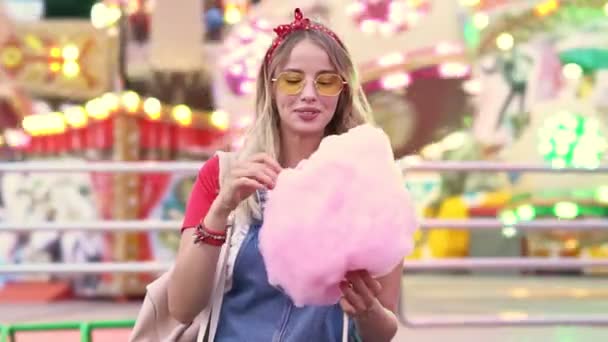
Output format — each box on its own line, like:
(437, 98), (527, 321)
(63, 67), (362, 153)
(198, 151), (237, 185)
(198, 154), (220, 179)
(193, 154), (223, 194)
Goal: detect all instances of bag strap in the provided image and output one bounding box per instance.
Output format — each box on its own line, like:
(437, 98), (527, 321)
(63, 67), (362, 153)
(342, 312), (349, 342)
(196, 227), (231, 342)
(196, 151), (235, 342)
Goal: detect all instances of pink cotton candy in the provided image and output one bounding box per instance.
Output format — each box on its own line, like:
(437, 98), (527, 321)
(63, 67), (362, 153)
(258, 124), (418, 307)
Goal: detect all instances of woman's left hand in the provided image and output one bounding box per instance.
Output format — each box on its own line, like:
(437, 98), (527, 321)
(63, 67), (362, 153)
(339, 270), (383, 318)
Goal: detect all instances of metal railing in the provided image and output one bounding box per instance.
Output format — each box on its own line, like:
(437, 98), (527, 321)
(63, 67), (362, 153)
(0, 160), (606, 329)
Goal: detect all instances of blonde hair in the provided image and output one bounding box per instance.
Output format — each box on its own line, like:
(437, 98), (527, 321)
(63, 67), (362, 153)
(233, 25), (374, 222)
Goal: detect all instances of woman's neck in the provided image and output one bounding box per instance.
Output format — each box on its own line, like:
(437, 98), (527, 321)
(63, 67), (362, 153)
(279, 132), (323, 168)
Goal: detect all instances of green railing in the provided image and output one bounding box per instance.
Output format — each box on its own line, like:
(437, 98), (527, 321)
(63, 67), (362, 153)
(0, 319), (135, 342)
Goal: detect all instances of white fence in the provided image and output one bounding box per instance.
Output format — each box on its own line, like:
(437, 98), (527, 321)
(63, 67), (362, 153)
(0, 160), (606, 326)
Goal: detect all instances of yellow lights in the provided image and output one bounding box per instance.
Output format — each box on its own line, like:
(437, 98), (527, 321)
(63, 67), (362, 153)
(85, 98), (111, 120)
(62, 61), (80, 78)
(21, 115), (35, 135)
(47, 43), (81, 78)
(1, 47), (23, 68)
(121, 91), (141, 112)
(562, 63), (583, 80)
(496, 32), (514, 51)
(210, 110), (230, 130)
(62, 44), (81, 78)
(224, 3), (242, 25)
(22, 112), (66, 136)
(63, 106), (88, 128)
(20, 92), (231, 138)
(24, 34), (44, 52)
(604, 2), (608, 15)
(62, 44), (80, 60)
(596, 185), (608, 204)
(459, 0), (480, 6)
(172, 105), (193, 126)
(143, 97), (163, 120)
(91, 2), (122, 29)
(49, 47), (61, 58)
(49, 62), (61, 73)
(535, 0), (559, 17)
(472, 12), (489, 30)
(100, 92), (120, 112)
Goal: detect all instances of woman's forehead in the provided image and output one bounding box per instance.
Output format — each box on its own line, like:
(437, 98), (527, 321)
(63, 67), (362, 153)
(280, 40), (334, 73)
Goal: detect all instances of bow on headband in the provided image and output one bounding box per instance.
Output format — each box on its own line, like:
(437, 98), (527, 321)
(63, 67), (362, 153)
(264, 8), (344, 64)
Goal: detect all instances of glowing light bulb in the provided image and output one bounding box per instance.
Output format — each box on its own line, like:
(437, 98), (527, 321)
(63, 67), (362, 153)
(121, 91), (141, 112)
(496, 32), (514, 51)
(210, 110), (230, 130)
(143, 98), (162, 120)
(172, 105), (192, 126)
(473, 12), (489, 29)
(62, 44), (80, 60)
(562, 63), (583, 80)
(64, 106), (88, 128)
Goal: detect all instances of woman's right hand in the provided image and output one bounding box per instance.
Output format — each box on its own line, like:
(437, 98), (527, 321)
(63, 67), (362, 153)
(215, 153), (282, 214)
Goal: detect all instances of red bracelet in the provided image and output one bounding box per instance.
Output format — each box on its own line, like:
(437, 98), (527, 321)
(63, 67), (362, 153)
(193, 221), (227, 247)
(199, 235), (225, 247)
(202, 224), (227, 237)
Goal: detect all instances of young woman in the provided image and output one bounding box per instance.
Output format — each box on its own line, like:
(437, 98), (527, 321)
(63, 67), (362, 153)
(168, 8), (401, 341)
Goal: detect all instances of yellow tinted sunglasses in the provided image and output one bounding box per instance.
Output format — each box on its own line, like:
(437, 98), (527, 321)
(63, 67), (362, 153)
(272, 71), (346, 97)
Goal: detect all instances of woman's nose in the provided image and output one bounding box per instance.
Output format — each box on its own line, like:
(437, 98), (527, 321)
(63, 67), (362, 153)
(299, 79), (318, 101)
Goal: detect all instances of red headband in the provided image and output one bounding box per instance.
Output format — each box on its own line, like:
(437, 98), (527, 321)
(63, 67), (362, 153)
(264, 8), (345, 65)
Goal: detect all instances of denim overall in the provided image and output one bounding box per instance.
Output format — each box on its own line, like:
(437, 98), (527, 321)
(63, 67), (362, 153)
(214, 192), (361, 341)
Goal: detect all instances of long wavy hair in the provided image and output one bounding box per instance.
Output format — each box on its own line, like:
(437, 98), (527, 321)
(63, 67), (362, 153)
(233, 24), (374, 222)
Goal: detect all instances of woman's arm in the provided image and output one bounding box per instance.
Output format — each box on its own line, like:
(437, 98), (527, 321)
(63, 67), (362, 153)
(168, 200), (230, 324)
(340, 263), (402, 341)
(168, 153), (281, 324)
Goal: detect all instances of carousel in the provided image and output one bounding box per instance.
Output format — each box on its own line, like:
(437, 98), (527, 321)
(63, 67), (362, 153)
(0, 0), (232, 298)
(409, 0), (608, 270)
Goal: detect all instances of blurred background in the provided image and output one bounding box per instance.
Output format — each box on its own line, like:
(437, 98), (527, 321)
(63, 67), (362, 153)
(0, 0), (608, 341)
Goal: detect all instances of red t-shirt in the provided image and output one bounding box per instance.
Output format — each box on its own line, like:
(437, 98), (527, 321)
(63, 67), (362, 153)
(181, 155), (220, 232)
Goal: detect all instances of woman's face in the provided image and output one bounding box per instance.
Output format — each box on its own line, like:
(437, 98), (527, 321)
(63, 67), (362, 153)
(273, 39), (343, 137)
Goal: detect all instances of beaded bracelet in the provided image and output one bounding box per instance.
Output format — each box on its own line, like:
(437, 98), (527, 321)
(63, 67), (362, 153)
(193, 221), (227, 247)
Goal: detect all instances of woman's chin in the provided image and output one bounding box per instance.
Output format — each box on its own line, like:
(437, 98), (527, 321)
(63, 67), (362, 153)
(292, 124), (327, 136)
(284, 120), (328, 137)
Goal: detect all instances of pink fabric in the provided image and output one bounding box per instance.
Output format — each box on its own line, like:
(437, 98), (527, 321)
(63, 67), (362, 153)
(259, 124), (417, 307)
(181, 155), (220, 232)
